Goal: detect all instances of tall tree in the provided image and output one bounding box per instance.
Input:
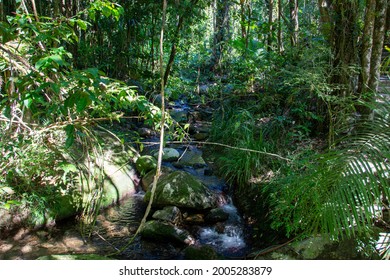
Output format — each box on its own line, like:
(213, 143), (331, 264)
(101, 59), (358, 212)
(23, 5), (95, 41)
(359, 0), (376, 95)
(289, 0), (299, 47)
(163, 0), (200, 86)
(267, 0), (274, 51)
(367, 0), (388, 92)
(212, 0), (231, 71)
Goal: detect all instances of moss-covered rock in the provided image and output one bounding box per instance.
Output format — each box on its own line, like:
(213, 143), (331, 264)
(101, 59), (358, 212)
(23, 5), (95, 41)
(141, 166), (173, 192)
(152, 206), (182, 224)
(135, 155), (157, 174)
(152, 148), (181, 162)
(144, 171), (217, 210)
(183, 245), (222, 260)
(205, 208), (229, 223)
(140, 220), (195, 245)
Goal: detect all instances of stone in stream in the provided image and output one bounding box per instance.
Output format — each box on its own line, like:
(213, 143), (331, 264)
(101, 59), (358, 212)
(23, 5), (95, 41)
(152, 148), (181, 162)
(152, 206), (182, 225)
(141, 166), (173, 192)
(205, 208), (229, 223)
(183, 245), (222, 260)
(135, 155), (157, 175)
(144, 170), (217, 210)
(172, 149), (206, 168)
(140, 220), (195, 245)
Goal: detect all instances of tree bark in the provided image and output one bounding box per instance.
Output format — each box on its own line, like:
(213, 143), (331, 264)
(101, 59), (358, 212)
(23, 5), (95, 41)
(267, 0), (274, 51)
(212, 0), (230, 71)
(358, 0), (376, 94)
(317, 0), (332, 43)
(278, 0), (284, 53)
(368, 0), (388, 92)
(289, 0), (299, 47)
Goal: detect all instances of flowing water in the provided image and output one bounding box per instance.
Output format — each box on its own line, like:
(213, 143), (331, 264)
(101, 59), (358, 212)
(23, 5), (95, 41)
(0, 99), (250, 260)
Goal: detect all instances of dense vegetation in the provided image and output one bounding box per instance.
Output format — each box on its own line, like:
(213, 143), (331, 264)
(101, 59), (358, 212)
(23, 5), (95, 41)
(1, 0), (389, 259)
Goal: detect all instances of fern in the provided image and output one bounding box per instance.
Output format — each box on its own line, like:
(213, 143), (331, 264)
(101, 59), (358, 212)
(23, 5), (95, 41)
(268, 100), (390, 256)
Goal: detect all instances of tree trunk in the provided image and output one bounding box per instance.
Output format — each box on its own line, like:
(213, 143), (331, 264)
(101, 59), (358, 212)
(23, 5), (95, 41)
(163, 0), (200, 86)
(317, 0), (332, 43)
(368, 0), (388, 92)
(267, 0), (274, 51)
(289, 0), (299, 47)
(358, 0), (376, 95)
(212, 0), (230, 71)
(277, 0), (284, 53)
(330, 0), (359, 97)
(240, 0), (247, 42)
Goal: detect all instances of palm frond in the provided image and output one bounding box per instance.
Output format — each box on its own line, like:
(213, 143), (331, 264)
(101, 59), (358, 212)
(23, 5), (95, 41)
(269, 100), (390, 257)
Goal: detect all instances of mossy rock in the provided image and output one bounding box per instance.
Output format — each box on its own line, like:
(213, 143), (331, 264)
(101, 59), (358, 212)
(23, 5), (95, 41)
(183, 245), (222, 260)
(144, 171), (217, 210)
(152, 148), (181, 162)
(135, 155), (157, 174)
(140, 220), (194, 245)
(141, 166), (173, 192)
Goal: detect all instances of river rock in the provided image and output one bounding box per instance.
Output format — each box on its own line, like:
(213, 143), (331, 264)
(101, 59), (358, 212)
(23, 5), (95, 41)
(141, 166), (173, 192)
(184, 214), (205, 224)
(173, 149), (206, 168)
(144, 171), (217, 210)
(170, 109), (188, 124)
(205, 208), (229, 223)
(183, 245), (221, 260)
(140, 220), (195, 245)
(135, 155), (157, 174)
(152, 206), (182, 224)
(152, 148), (180, 162)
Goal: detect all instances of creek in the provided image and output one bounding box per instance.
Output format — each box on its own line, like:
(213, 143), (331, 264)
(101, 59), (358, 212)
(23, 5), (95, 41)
(0, 98), (251, 260)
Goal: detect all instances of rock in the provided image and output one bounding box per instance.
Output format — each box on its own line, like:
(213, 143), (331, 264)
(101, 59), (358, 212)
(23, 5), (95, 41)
(205, 208), (229, 223)
(152, 206), (182, 225)
(252, 235), (381, 260)
(141, 220), (195, 245)
(184, 214), (205, 224)
(170, 109), (188, 124)
(144, 171), (217, 210)
(152, 148), (180, 162)
(135, 155), (157, 174)
(173, 149), (206, 168)
(36, 254), (113, 260)
(183, 245), (221, 260)
(153, 94), (167, 107)
(141, 166), (172, 192)
(137, 127), (154, 137)
(193, 132), (209, 141)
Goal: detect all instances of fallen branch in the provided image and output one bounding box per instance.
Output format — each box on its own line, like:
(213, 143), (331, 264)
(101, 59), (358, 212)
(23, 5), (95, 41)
(142, 140), (291, 162)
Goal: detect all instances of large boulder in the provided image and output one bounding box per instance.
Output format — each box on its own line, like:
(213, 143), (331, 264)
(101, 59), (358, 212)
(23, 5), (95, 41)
(144, 171), (217, 210)
(141, 166), (172, 192)
(140, 220), (194, 245)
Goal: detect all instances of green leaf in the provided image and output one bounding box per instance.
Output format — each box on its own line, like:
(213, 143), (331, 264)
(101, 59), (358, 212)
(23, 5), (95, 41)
(76, 93), (91, 112)
(65, 124), (75, 148)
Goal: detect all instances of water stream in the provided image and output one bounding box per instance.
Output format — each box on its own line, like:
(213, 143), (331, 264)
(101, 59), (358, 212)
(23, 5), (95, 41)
(0, 99), (250, 260)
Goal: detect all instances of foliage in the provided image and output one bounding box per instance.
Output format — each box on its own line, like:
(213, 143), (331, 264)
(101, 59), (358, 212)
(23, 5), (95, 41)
(265, 101), (390, 245)
(210, 105), (287, 188)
